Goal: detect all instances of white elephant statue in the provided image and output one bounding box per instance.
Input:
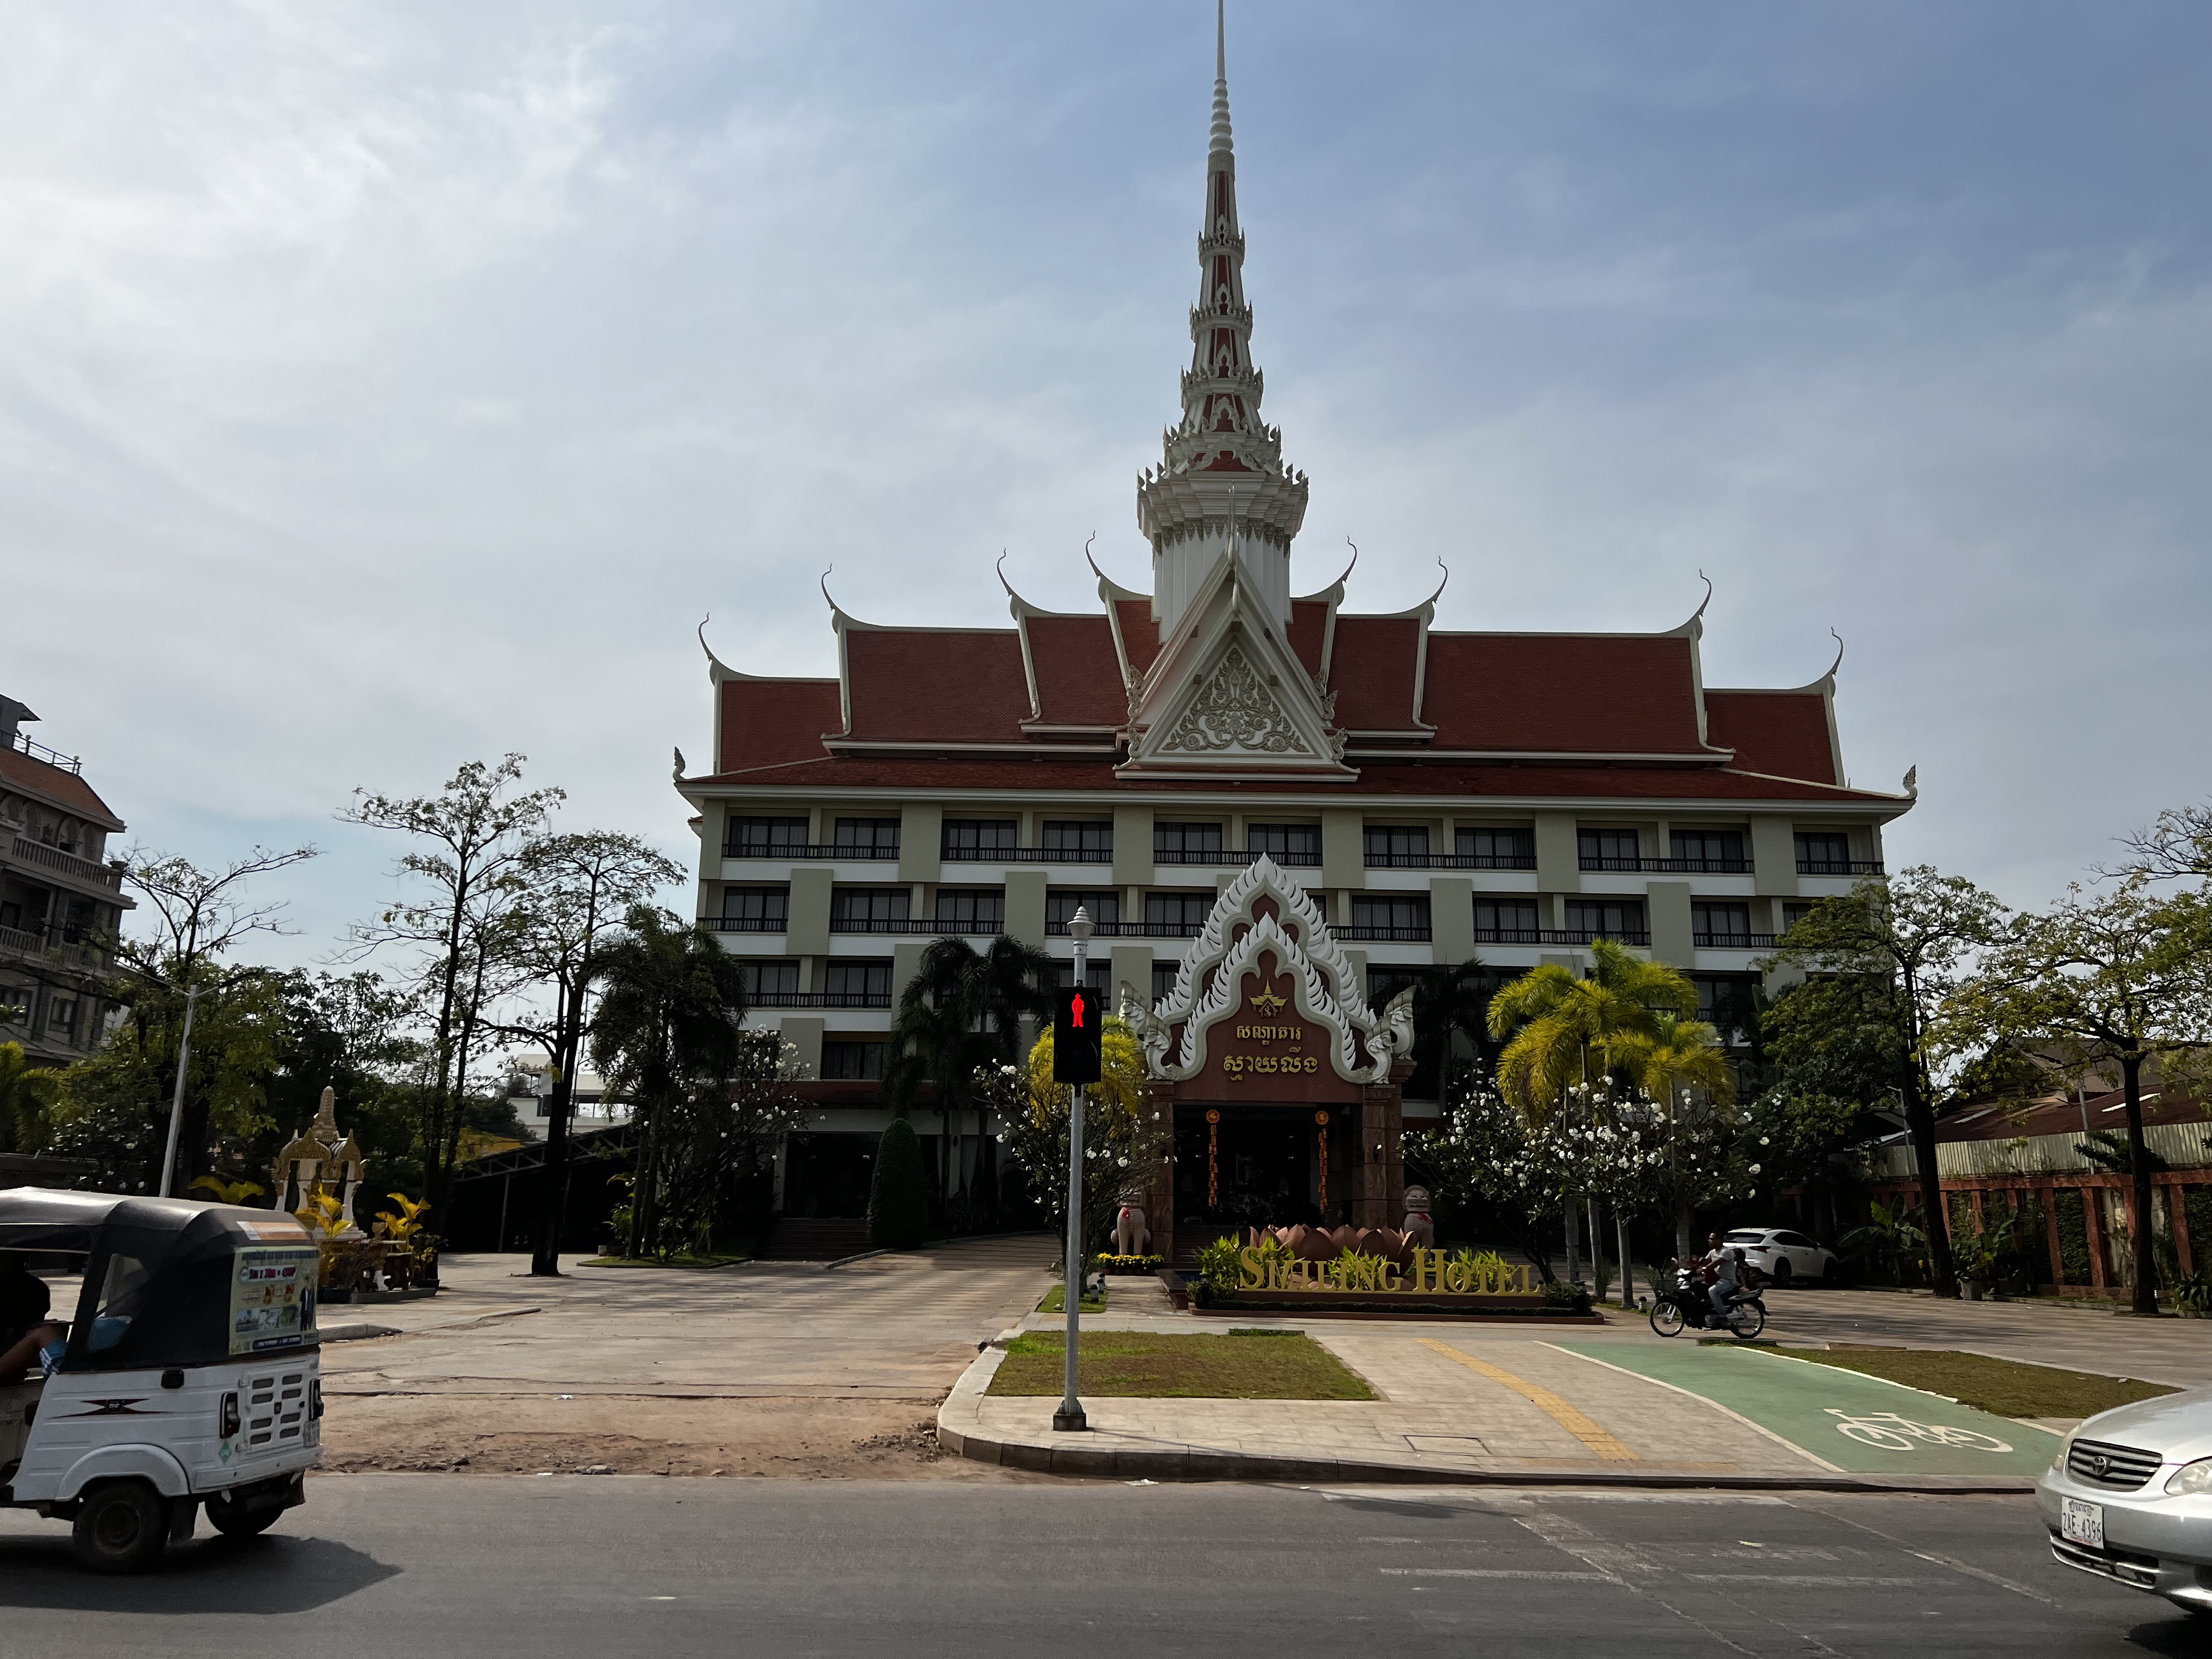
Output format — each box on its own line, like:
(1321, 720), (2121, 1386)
(1401, 1185), (1434, 1251)
(1114, 1201), (1150, 1258)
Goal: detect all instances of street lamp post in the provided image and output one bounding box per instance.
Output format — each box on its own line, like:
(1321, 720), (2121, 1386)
(1053, 906), (1092, 1433)
(157, 982), (200, 1199)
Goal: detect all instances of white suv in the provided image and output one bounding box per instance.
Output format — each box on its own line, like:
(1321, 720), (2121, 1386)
(1723, 1227), (1843, 1287)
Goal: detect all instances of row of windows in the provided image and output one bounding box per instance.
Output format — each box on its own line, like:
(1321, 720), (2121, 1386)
(725, 816), (1874, 877)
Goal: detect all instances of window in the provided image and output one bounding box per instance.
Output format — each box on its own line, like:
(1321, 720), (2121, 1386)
(823, 960), (892, 1005)
(1368, 966), (1431, 1008)
(1795, 831), (1852, 875)
(1349, 894), (1431, 938)
(1458, 827), (1534, 868)
(721, 886), (790, 931)
(1692, 901), (1753, 945)
(832, 817), (901, 856)
(1692, 976), (1760, 1047)
(831, 887), (910, 926)
(1474, 898), (1541, 940)
(1054, 959), (1111, 993)
(1564, 898), (1645, 940)
(1578, 829), (1642, 870)
(737, 960), (801, 1000)
(46, 998), (76, 1035)
(1154, 821), (1223, 862)
(821, 1041), (888, 1081)
(942, 818), (1018, 857)
(1246, 822), (1321, 864)
(1144, 891), (1214, 933)
(1150, 961), (1181, 1003)
(1781, 901), (1818, 935)
(1041, 820), (1112, 857)
(1672, 829), (1746, 870)
(1047, 890), (1120, 930)
(933, 889), (1005, 932)
(727, 816), (808, 857)
(1364, 825), (1430, 865)
(1777, 1231), (1815, 1250)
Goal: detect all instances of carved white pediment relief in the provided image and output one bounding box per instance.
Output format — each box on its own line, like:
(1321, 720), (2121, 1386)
(1159, 644), (1312, 755)
(1118, 854), (1413, 1086)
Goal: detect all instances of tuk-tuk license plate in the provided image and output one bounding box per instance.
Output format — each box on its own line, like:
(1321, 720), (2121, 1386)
(2061, 1498), (2105, 1549)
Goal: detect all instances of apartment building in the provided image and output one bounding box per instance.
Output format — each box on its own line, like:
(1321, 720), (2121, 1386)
(672, 13), (1913, 1219)
(0, 697), (132, 1066)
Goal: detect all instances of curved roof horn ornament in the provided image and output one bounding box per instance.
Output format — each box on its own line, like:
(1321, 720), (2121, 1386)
(1693, 568), (1715, 624)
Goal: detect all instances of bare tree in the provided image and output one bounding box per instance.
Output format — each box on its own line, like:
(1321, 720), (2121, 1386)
(496, 831), (684, 1275)
(341, 757), (561, 1216)
(2119, 802), (2212, 883)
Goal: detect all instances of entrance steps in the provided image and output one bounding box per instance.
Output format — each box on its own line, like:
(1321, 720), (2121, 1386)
(760, 1218), (874, 1261)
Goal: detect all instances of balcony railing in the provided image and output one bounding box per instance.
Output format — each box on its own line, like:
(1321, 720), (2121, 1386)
(829, 917), (1003, 936)
(0, 923), (47, 956)
(701, 915), (788, 933)
(1336, 924), (1433, 942)
(1365, 851), (1537, 870)
(747, 989), (893, 1010)
(723, 843), (898, 860)
(1474, 927), (1652, 947)
(1048, 918), (1204, 938)
(1797, 859), (1884, 877)
(7, 730), (82, 775)
(1693, 932), (1778, 950)
(1153, 847), (1322, 868)
(8, 838), (124, 890)
(942, 846), (1112, 864)
(1578, 856), (1754, 874)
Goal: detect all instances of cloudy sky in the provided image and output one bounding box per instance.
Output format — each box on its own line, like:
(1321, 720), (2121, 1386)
(6, 1), (2208, 964)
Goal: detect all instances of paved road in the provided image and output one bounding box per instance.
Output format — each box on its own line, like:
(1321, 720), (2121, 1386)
(0, 1476), (2188, 1657)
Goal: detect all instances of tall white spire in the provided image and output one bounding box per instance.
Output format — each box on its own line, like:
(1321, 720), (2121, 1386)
(1135, 0), (1308, 640)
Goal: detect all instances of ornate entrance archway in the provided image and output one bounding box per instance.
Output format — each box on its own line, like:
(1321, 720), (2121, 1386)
(1120, 855), (1416, 1264)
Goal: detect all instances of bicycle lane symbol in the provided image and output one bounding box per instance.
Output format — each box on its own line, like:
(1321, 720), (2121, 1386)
(1825, 1409), (2013, 1454)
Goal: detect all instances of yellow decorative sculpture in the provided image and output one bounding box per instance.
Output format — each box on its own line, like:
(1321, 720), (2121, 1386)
(270, 1086), (367, 1237)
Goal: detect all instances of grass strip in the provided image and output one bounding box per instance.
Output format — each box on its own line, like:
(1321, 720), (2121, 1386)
(580, 1253), (747, 1270)
(1770, 1346), (2179, 1420)
(988, 1331), (1374, 1400)
(1035, 1286), (1107, 1313)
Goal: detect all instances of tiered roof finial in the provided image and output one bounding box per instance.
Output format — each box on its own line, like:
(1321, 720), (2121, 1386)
(1136, 0), (1308, 638)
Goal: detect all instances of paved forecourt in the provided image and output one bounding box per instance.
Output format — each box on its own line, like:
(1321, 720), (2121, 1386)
(943, 1280), (2053, 1487)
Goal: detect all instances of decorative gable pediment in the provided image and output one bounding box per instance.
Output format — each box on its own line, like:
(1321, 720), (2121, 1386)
(1160, 644), (1311, 757)
(1119, 854), (1413, 1086)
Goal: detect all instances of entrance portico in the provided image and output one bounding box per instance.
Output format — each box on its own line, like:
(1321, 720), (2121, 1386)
(1120, 855), (1415, 1264)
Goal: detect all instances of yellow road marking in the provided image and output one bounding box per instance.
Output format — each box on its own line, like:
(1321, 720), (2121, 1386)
(1416, 1339), (1639, 1462)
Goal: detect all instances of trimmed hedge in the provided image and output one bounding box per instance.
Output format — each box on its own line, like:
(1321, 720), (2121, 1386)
(867, 1113), (931, 1251)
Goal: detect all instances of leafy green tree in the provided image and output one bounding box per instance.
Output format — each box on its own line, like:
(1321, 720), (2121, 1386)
(261, 970), (425, 1196)
(885, 935), (1053, 1219)
(1405, 958), (1501, 1102)
(343, 757), (561, 1216)
(0, 1042), (60, 1154)
(978, 1017), (1161, 1261)
(867, 1109), (932, 1251)
(1486, 938), (1698, 1118)
(1762, 867), (2006, 1297)
(497, 831), (684, 1274)
(1954, 875), (2212, 1314)
(587, 905), (753, 1258)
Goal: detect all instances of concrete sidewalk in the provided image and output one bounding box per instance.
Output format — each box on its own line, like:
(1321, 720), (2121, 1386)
(938, 1286), (2055, 1491)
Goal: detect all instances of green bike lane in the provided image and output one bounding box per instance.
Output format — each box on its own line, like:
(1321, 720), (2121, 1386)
(1547, 1340), (2060, 1478)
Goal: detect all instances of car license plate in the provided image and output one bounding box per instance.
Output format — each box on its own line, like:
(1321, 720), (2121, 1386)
(2061, 1497), (2105, 1549)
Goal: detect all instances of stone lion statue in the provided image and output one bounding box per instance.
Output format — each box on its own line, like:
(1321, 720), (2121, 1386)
(1401, 1185), (1434, 1251)
(1114, 1199), (1150, 1258)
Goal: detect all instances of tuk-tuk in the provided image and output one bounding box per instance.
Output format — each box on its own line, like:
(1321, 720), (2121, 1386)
(0, 1188), (323, 1572)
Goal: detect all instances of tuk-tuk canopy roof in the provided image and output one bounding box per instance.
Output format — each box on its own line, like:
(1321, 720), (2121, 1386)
(0, 1187), (311, 1261)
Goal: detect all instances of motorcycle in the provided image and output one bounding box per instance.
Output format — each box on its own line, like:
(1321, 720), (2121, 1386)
(1648, 1266), (1766, 1340)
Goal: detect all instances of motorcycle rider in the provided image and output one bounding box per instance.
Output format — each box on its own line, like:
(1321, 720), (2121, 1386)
(1708, 1245), (1754, 1329)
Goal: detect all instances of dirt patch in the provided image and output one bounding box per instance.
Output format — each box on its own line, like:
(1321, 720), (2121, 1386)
(319, 1393), (1030, 1480)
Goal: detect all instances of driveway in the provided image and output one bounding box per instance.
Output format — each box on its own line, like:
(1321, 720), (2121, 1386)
(317, 1234), (1054, 1477)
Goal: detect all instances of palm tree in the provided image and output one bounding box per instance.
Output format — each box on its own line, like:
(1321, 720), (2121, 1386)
(0, 1042), (61, 1154)
(886, 935), (1054, 1212)
(587, 906), (750, 1257)
(1406, 958), (1500, 1104)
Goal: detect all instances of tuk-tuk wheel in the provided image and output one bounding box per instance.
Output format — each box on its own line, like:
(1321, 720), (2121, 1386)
(71, 1480), (169, 1574)
(206, 1491), (283, 1538)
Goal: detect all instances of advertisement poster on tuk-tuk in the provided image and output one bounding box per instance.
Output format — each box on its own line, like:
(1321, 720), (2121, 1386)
(229, 1246), (321, 1354)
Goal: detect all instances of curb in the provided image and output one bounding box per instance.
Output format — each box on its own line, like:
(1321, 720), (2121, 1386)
(933, 1350), (2036, 1495)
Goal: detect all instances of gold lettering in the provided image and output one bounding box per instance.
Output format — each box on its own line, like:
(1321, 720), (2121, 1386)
(1381, 1261), (1402, 1293)
(1444, 1261), (1472, 1294)
(1239, 1246), (1264, 1290)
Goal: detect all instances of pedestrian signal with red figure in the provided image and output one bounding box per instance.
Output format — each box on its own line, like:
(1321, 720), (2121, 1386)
(1052, 986), (1103, 1085)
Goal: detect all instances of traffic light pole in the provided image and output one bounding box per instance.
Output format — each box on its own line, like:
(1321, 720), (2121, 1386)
(1053, 907), (1093, 1433)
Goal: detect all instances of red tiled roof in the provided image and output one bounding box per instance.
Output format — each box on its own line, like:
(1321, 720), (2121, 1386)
(1113, 599), (1161, 676)
(1704, 690), (1836, 786)
(0, 747), (125, 831)
(691, 753), (1904, 803)
(718, 679), (841, 773)
(1420, 634), (1710, 755)
(1285, 599), (1329, 677)
(1024, 615), (1124, 728)
(1328, 616), (1422, 731)
(844, 629), (1029, 744)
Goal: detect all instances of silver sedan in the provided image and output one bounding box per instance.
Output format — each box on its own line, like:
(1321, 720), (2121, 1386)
(2038, 1385), (2212, 1616)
